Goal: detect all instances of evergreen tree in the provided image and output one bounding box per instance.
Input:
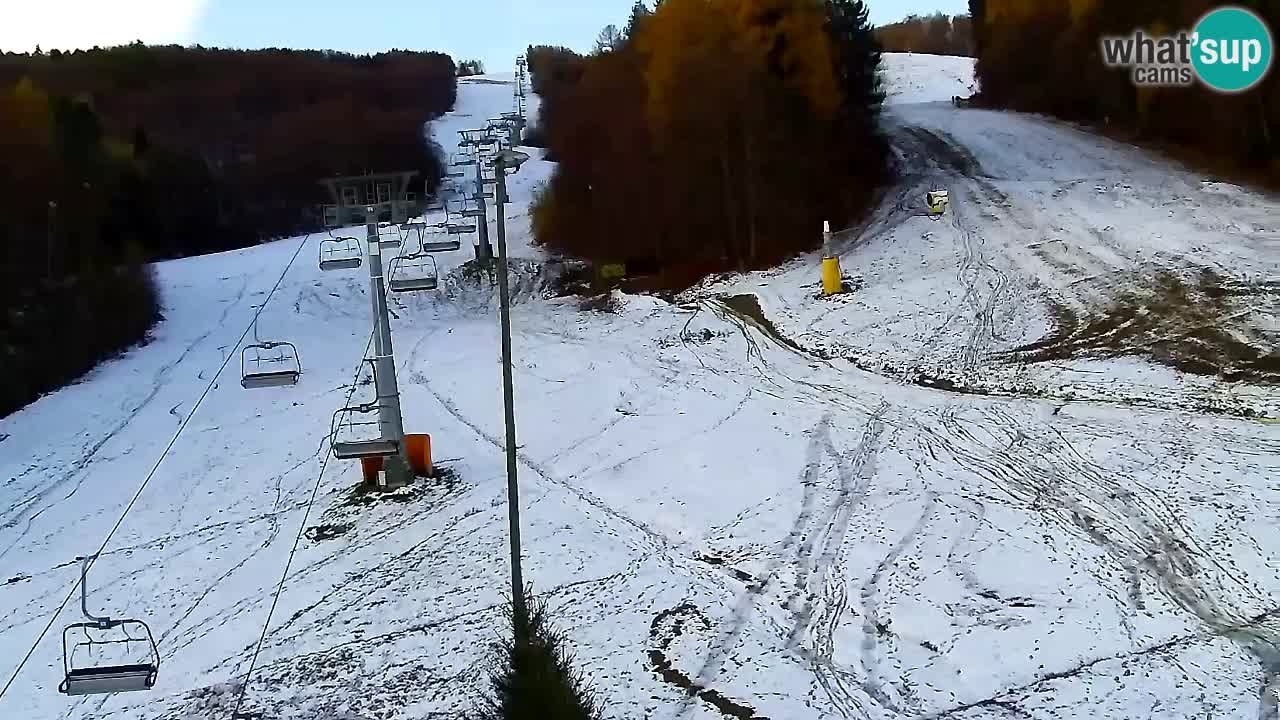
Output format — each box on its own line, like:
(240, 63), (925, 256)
(969, 0), (987, 57)
(624, 1), (652, 40)
(477, 592), (602, 720)
(825, 0), (885, 126)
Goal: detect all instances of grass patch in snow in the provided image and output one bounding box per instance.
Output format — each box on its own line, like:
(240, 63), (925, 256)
(1011, 270), (1280, 384)
(343, 465), (462, 508)
(304, 523), (353, 542)
(720, 294), (804, 353)
(577, 292), (622, 314)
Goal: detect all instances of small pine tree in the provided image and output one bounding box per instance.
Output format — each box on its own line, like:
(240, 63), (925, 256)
(969, 0), (987, 57)
(825, 0), (885, 124)
(477, 591), (602, 720)
(624, 1), (652, 40)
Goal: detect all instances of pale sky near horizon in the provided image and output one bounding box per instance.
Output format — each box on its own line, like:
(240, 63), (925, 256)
(1, 0), (970, 70)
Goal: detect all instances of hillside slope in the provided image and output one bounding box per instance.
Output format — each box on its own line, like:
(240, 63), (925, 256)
(1, 57), (1277, 720)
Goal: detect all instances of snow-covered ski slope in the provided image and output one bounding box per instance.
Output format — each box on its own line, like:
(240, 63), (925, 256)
(1, 57), (1278, 720)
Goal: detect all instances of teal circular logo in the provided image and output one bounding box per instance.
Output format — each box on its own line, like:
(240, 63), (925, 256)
(1192, 6), (1274, 93)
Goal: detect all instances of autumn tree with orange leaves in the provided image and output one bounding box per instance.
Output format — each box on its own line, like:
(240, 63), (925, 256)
(530, 0), (888, 288)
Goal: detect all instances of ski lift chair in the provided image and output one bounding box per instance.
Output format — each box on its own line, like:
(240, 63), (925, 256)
(387, 252), (440, 293)
(399, 220), (430, 254)
(421, 238), (462, 253)
(60, 556), (159, 696)
(377, 224), (402, 250)
(240, 340), (301, 389)
(319, 236), (363, 271)
(330, 402), (399, 459)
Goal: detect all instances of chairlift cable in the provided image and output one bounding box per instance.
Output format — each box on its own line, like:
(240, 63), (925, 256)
(0, 233), (311, 703)
(228, 327), (376, 719)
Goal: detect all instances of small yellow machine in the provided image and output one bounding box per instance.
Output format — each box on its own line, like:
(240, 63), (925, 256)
(926, 190), (950, 219)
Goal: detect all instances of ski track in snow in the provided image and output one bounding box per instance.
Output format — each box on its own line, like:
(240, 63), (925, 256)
(1, 58), (1278, 720)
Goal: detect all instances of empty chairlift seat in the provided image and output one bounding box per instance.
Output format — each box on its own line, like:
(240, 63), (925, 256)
(421, 238), (462, 252)
(330, 403), (399, 459)
(240, 341), (301, 389)
(319, 236), (363, 271)
(378, 223), (402, 250)
(60, 557), (160, 696)
(387, 253), (439, 293)
(61, 622), (159, 696)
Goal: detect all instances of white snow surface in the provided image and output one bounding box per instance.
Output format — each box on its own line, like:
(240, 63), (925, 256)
(2, 58), (1279, 720)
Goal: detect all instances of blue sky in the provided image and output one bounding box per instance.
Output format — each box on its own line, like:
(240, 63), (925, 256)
(3, 1), (970, 70)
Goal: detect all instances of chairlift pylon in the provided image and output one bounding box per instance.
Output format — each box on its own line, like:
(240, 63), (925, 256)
(60, 556), (159, 696)
(319, 235), (363, 271)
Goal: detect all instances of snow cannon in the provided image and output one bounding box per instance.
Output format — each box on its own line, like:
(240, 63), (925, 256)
(926, 190), (950, 219)
(359, 433), (433, 485)
(822, 221), (843, 296)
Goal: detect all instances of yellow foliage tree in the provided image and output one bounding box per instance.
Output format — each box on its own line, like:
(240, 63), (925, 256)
(727, 0), (841, 118)
(639, 0), (743, 146)
(986, 0), (1062, 25)
(0, 77), (55, 192)
(5, 76), (53, 146)
(635, 0), (847, 268)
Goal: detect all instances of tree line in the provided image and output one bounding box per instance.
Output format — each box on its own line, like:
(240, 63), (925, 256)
(458, 59), (487, 76)
(876, 13), (974, 56)
(970, 0), (1279, 180)
(528, 0), (889, 290)
(0, 45), (458, 417)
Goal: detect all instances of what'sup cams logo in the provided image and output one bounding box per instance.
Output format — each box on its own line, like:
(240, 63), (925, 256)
(1101, 6), (1274, 93)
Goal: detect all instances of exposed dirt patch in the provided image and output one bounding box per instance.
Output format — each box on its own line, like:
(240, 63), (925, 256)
(720, 294), (806, 354)
(343, 466), (462, 508)
(708, 288), (1268, 418)
(440, 258), (547, 307)
(648, 603), (770, 720)
(696, 553), (756, 584)
(578, 292), (623, 314)
(900, 126), (989, 178)
(912, 373), (994, 396)
(658, 326), (732, 350)
(978, 589), (1037, 609)
(304, 523), (353, 542)
(1010, 270), (1279, 384)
